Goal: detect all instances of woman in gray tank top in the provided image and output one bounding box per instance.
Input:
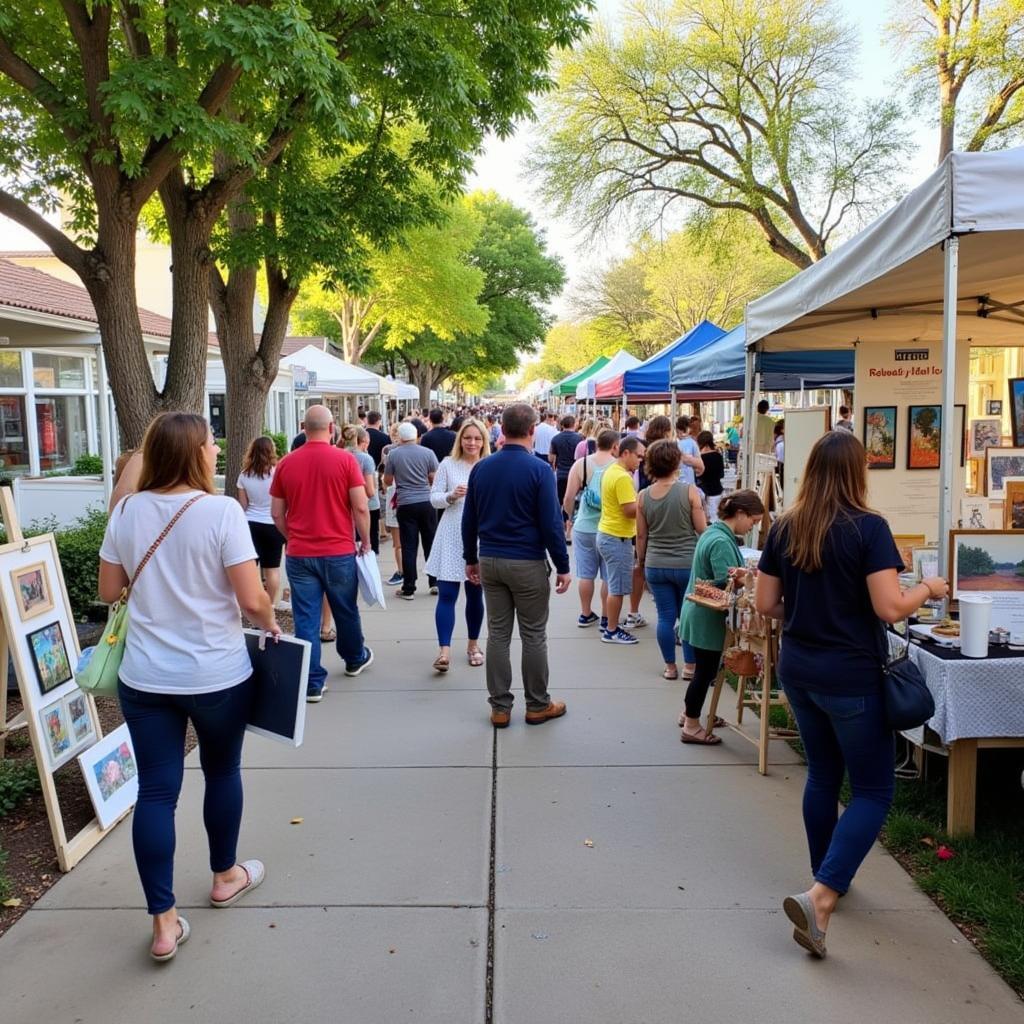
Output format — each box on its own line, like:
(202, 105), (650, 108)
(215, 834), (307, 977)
(636, 439), (707, 679)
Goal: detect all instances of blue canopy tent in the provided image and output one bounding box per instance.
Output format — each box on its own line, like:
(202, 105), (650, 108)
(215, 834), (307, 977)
(596, 319), (725, 401)
(669, 324), (855, 396)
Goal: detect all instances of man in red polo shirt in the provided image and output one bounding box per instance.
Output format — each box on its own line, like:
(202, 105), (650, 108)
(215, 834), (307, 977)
(271, 405), (373, 700)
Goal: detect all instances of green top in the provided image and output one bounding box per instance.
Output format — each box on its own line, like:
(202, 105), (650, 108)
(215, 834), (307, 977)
(679, 520), (743, 651)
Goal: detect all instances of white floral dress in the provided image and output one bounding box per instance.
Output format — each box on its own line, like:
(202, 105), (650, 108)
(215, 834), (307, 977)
(424, 457), (474, 583)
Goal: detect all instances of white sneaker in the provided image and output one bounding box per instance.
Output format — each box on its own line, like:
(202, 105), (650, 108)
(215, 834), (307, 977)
(623, 613), (647, 629)
(601, 627), (639, 645)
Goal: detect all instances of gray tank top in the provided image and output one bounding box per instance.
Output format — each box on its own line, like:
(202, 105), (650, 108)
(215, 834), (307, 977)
(642, 481), (698, 569)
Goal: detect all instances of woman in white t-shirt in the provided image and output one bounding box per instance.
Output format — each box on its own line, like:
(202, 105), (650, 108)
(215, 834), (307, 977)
(99, 413), (279, 963)
(237, 436), (286, 602)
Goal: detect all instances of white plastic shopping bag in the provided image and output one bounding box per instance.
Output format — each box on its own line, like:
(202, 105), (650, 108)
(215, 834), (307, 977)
(355, 551), (387, 608)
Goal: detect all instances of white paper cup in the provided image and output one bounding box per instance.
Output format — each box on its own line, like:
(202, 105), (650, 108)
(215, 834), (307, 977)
(958, 595), (993, 658)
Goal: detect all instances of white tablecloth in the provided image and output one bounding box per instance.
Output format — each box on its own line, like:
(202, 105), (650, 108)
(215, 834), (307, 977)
(889, 634), (1024, 744)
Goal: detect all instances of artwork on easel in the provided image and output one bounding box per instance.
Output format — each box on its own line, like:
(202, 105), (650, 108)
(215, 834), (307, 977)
(0, 487), (110, 872)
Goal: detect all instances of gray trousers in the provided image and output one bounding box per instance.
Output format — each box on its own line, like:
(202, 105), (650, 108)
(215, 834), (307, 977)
(479, 557), (552, 711)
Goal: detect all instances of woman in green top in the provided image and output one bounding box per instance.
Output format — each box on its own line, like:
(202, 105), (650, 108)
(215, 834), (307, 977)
(678, 490), (765, 744)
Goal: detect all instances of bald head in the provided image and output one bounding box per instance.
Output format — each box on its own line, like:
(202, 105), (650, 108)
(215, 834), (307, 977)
(304, 404), (333, 436)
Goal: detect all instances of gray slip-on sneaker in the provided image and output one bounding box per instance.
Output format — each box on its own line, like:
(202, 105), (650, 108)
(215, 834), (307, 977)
(783, 892), (827, 959)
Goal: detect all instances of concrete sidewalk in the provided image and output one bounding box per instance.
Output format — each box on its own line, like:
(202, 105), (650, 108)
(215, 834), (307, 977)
(1, 587), (1020, 1023)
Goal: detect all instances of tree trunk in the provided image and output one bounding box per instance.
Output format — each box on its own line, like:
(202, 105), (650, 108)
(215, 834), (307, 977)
(81, 205), (161, 448)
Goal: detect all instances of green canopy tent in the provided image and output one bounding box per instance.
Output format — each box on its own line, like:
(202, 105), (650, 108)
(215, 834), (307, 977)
(550, 354), (611, 398)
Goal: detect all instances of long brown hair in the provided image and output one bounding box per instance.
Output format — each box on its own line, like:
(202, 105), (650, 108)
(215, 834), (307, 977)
(242, 436), (277, 479)
(137, 413), (214, 494)
(777, 430), (872, 572)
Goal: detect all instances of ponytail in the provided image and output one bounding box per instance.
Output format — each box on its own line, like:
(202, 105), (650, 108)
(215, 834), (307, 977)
(718, 489), (765, 520)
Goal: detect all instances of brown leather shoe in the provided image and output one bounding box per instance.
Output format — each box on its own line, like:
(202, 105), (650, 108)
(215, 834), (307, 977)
(490, 708), (511, 728)
(525, 700), (567, 725)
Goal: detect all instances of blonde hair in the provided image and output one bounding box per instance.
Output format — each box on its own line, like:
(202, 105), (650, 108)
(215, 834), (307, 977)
(137, 413), (214, 494)
(776, 431), (872, 572)
(340, 424), (368, 448)
(579, 417), (596, 439)
(452, 417), (491, 461)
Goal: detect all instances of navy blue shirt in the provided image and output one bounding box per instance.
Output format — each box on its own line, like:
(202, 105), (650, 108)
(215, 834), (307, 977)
(462, 443), (570, 573)
(420, 426), (457, 461)
(758, 511), (902, 696)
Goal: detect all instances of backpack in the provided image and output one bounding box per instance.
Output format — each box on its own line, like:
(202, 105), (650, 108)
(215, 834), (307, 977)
(582, 457), (603, 514)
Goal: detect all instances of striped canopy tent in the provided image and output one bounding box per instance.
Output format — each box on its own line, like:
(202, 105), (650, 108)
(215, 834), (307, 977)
(595, 320), (725, 401)
(551, 354), (611, 397)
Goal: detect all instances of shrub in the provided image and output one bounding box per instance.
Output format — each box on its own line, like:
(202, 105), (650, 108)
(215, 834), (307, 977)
(72, 454), (104, 475)
(55, 507), (108, 618)
(270, 432), (288, 458)
(216, 438), (227, 475)
(0, 757), (40, 816)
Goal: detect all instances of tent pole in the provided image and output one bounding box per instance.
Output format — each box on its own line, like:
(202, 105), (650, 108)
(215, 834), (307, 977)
(937, 236), (959, 583)
(670, 387), (677, 426)
(742, 342), (754, 488)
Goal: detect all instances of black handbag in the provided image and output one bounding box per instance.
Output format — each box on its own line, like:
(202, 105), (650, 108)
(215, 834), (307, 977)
(880, 624), (935, 731)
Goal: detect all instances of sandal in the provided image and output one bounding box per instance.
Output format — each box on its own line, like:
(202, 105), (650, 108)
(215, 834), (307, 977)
(677, 712), (727, 729)
(150, 916), (190, 963)
(433, 654), (450, 673)
(681, 726), (722, 745)
(467, 648), (484, 667)
(662, 668), (679, 680)
(320, 628), (336, 643)
(210, 859), (265, 908)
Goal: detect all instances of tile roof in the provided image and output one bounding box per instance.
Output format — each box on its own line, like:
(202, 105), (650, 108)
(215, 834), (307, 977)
(0, 257), (173, 337)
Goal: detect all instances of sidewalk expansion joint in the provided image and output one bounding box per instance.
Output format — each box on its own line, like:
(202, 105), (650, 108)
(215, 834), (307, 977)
(485, 726), (498, 1024)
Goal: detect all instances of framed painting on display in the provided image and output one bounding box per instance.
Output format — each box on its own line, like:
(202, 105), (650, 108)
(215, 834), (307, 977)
(907, 405), (941, 469)
(1003, 478), (1024, 530)
(1010, 377), (1024, 446)
(78, 724), (138, 830)
(863, 406), (896, 469)
(985, 448), (1024, 498)
(892, 534), (926, 572)
(10, 560), (54, 622)
(969, 418), (1003, 458)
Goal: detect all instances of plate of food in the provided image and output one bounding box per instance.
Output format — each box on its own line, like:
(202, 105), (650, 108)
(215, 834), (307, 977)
(909, 620), (960, 647)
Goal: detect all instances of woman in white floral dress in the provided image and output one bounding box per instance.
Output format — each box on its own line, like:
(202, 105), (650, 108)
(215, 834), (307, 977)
(425, 419), (490, 672)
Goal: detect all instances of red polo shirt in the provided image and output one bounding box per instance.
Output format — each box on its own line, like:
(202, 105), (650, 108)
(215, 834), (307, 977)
(270, 441), (365, 557)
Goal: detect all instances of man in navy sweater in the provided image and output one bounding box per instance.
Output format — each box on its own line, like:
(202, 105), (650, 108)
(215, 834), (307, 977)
(463, 403), (572, 728)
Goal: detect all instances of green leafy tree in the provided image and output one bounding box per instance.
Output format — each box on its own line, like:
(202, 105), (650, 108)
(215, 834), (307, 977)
(531, 0), (908, 269)
(890, 1), (1024, 162)
(572, 257), (660, 357)
(0, 1), (591, 445)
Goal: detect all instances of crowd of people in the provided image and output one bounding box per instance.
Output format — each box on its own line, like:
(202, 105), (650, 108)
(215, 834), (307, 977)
(97, 397), (947, 964)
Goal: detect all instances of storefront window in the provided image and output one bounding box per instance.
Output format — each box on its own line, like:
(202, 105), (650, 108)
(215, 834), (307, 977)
(36, 395), (88, 472)
(209, 393), (226, 439)
(0, 351), (23, 388)
(0, 395), (29, 475)
(277, 391), (288, 433)
(33, 353), (86, 389)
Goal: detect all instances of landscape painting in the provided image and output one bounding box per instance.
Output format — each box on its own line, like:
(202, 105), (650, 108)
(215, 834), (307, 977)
(1011, 377), (1024, 446)
(908, 405), (941, 469)
(863, 406), (896, 469)
(952, 531), (1024, 596)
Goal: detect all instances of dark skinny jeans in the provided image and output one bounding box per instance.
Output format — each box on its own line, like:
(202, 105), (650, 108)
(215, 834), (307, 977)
(435, 580), (484, 646)
(684, 646), (723, 719)
(783, 683), (894, 894)
(119, 677), (253, 915)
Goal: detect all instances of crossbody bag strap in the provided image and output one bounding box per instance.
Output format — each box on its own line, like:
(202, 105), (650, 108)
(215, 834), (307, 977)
(126, 494), (206, 597)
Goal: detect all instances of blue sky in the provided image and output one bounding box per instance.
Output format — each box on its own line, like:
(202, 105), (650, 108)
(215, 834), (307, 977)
(467, 0), (939, 318)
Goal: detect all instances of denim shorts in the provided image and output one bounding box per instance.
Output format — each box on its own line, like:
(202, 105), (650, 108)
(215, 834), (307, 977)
(573, 529), (606, 581)
(596, 531), (634, 595)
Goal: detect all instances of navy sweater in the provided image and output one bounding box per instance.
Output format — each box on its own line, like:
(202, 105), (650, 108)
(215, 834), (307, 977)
(462, 444), (570, 573)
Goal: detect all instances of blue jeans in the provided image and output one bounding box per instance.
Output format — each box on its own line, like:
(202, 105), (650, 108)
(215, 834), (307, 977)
(119, 678), (253, 915)
(287, 555), (366, 690)
(644, 566), (696, 665)
(784, 684), (895, 894)
(435, 580), (484, 646)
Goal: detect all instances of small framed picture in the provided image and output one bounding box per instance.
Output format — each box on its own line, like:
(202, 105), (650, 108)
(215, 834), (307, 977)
(985, 447), (1024, 498)
(987, 399), (1003, 416)
(78, 724), (138, 830)
(1003, 478), (1024, 530)
(968, 418), (1002, 458)
(26, 620), (74, 697)
(892, 534), (926, 572)
(38, 698), (74, 770)
(62, 689), (96, 747)
(908, 405), (941, 469)
(911, 546), (939, 581)
(1011, 378), (1024, 446)
(863, 406), (896, 470)
(11, 561), (54, 622)
(949, 529), (1024, 602)
(960, 498), (995, 530)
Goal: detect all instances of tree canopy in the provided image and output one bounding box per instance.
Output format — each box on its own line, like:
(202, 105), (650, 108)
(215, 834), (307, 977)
(531, 0), (908, 269)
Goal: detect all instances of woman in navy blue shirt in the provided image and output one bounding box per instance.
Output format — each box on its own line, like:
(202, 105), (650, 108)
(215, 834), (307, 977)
(755, 430), (947, 959)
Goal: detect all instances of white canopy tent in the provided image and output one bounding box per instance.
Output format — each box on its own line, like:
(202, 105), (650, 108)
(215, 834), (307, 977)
(575, 349), (642, 400)
(281, 344), (398, 396)
(745, 147), (1024, 574)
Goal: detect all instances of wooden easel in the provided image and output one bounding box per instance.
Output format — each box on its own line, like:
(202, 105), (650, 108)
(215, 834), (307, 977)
(705, 617), (796, 775)
(0, 488), (120, 871)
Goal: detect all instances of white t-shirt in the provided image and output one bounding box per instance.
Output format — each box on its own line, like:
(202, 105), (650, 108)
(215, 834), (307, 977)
(99, 490), (257, 694)
(237, 469), (275, 525)
(533, 421), (558, 454)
